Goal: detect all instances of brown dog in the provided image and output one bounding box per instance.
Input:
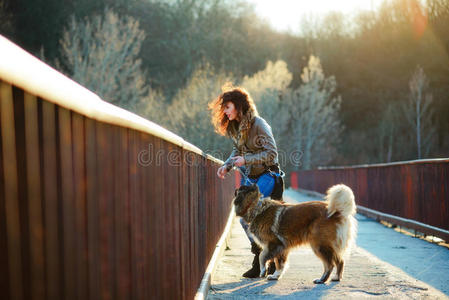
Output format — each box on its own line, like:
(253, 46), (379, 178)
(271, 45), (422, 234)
(233, 183), (357, 283)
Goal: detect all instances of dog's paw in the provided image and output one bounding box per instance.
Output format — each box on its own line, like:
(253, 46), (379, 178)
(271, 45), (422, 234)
(267, 272), (281, 281)
(259, 267), (267, 277)
(313, 279), (325, 284)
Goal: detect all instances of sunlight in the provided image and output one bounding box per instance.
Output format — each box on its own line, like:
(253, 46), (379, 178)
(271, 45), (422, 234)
(248, 0), (385, 32)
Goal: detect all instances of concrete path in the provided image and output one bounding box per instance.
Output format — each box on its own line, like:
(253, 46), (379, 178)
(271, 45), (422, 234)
(208, 189), (449, 299)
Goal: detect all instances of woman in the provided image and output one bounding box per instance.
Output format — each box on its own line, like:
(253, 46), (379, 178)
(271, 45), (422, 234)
(209, 86), (284, 278)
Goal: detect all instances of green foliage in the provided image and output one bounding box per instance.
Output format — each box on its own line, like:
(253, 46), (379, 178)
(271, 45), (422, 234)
(0, 0), (14, 36)
(2, 0), (72, 59)
(376, 103), (403, 163)
(126, 0), (279, 97)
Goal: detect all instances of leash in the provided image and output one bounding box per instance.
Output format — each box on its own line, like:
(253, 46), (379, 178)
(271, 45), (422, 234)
(236, 165), (251, 185)
(226, 158), (251, 183)
(229, 162), (265, 207)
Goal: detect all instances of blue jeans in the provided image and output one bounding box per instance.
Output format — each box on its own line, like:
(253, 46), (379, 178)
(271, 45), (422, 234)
(238, 166), (275, 243)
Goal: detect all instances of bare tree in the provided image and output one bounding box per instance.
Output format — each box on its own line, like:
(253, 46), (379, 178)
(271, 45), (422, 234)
(377, 103), (402, 163)
(242, 60), (292, 100)
(58, 8), (149, 110)
(242, 60), (293, 141)
(284, 56), (343, 170)
(167, 64), (235, 154)
(403, 66), (436, 158)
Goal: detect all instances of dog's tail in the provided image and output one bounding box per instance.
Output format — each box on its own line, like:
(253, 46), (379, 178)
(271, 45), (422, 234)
(326, 184), (356, 219)
(326, 184), (357, 253)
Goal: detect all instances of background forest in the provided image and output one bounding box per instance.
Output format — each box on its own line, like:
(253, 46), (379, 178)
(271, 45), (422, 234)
(1, 0), (448, 174)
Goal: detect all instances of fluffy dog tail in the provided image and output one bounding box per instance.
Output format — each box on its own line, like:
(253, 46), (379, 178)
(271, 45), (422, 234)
(326, 184), (356, 218)
(326, 184), (357, 253)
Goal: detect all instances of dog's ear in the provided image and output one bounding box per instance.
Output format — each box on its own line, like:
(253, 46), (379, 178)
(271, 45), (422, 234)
(234, 188), (238, 196)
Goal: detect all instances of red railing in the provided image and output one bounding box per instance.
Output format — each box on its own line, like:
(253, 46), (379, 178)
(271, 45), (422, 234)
(0, 36), (235, 300)
(291, 159), (449, 240)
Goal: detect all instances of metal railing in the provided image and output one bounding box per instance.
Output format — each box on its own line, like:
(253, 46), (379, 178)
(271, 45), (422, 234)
(0, 35), (235, 300)
(291, 159), (449, 241)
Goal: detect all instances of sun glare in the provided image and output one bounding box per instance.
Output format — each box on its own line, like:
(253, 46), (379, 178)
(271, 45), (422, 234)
(247, 0), (385, 33)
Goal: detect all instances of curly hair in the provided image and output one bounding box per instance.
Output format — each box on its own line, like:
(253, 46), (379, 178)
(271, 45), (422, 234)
(208, 85), (257, 136)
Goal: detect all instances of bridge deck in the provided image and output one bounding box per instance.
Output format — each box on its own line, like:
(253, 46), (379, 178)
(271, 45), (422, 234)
(208, 189), (449, 299)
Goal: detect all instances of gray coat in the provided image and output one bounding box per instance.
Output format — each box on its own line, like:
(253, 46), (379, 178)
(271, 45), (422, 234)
(224, 116), (279, 176)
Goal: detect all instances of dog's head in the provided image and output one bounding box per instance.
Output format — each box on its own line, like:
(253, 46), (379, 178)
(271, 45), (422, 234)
(233, 183), (261, 217)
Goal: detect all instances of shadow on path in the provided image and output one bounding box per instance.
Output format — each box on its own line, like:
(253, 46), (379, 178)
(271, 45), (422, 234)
(211, 278), (339, 299)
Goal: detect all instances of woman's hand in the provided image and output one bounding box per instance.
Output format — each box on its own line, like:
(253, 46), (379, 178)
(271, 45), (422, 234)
(217, 165), (228, 179)
(231, 156), (245, 167)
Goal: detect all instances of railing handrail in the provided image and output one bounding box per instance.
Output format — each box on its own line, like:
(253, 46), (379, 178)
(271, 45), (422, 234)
(1, 35), (237, 299)
(0, 35), (222, 164)
(293, 159), (449, 239)
(317, 158), (449, 170)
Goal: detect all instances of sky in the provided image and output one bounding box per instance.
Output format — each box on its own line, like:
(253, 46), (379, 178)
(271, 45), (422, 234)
(246, 0), (385, 33)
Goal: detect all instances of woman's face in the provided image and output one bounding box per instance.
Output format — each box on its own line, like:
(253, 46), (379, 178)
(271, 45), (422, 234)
(224, 101), (238, 121)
